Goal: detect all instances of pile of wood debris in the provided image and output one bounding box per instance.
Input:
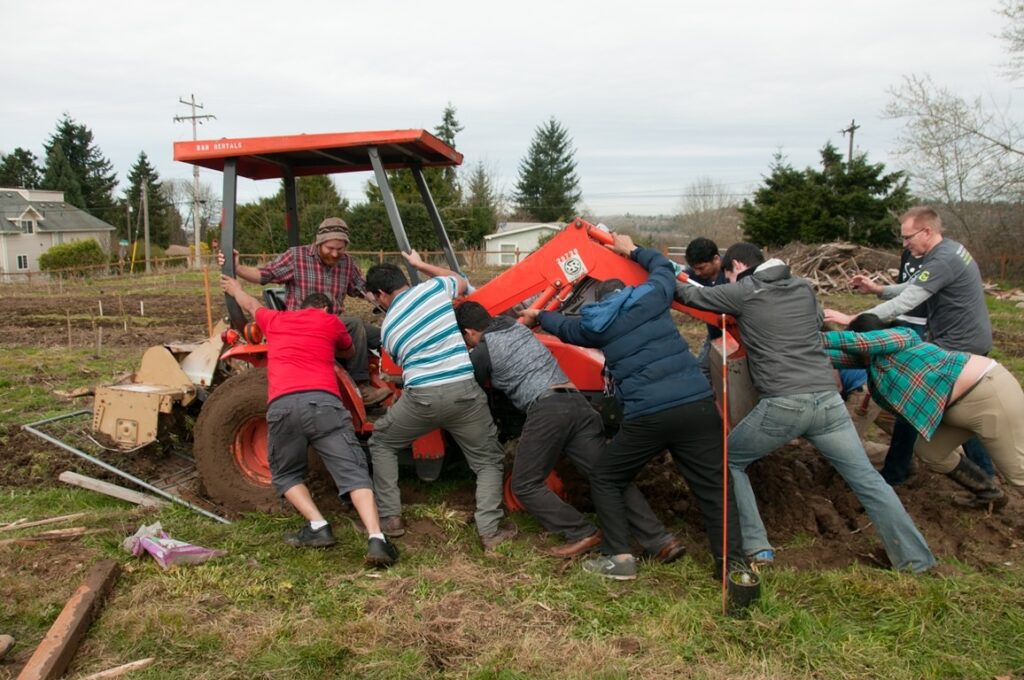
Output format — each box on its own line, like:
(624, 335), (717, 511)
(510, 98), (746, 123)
(767, 242), (901, 293)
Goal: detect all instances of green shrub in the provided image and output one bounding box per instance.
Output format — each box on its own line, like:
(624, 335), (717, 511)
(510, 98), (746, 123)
(38, 239), (109, 273)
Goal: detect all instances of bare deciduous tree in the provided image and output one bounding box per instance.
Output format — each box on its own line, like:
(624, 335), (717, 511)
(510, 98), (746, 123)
(676, 176), (742, 246)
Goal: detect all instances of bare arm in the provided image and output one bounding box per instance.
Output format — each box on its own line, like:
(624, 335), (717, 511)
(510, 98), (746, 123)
(218, 250), (263, 284)
(221, 275), (263, 316)
(402, 249), (469, 295)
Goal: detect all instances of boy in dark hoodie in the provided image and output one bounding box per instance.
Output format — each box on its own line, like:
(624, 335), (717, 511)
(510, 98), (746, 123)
(675, 242), (935, 574)
(521, 233), (745, 580)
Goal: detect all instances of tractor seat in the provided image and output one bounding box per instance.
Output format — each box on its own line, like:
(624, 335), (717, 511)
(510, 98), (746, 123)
(263, 287), (287, 310)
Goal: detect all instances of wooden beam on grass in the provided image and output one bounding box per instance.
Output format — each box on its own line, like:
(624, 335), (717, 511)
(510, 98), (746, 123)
(79, 657), (157, 679)
(16, 559), (120, 680)
(58, 471), (168, 508)
(0, 513), (86, 533)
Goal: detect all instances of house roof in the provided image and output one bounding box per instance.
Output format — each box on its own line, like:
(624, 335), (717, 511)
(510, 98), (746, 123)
(483, 222), (561, 241)
(0, 188), (116, 234)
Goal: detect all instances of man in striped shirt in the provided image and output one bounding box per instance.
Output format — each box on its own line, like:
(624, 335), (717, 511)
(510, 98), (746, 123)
(364, 255), (516, 551)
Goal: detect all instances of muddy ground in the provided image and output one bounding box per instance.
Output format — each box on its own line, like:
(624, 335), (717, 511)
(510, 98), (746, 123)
(2, 279), (1022, 575)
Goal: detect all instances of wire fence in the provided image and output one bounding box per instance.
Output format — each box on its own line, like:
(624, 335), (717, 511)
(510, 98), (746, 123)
(0, 249), (534, 286)
(4, 249), (1023, 286)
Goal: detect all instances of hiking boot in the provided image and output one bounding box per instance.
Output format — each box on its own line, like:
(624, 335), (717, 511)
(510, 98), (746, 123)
(748, 549), (775, 565)
(481, 522), (518, 552)
(582, 555), (637, 581)
(365, 537), (400, 567)
(549, 530), (602, 559)
(381, 515), (406, 538)
(358, 383), (392, 406)
(649, 536), (686, 564)
(284, 522), (336, 548)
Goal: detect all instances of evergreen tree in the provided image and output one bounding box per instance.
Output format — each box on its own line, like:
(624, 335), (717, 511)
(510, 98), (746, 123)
(0, 148), (42, 188)
(42, 114), (118, 219)
(123, 152), (183, 248)
(42, 144), (85, 208)
(513, 117), (581, 222)
(461, 162), (500, 247)
(236, 176), (349, 253)
(740, 144), (910, 247)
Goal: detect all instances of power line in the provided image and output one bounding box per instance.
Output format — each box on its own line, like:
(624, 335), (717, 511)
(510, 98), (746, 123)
(174, 94), (216, 268)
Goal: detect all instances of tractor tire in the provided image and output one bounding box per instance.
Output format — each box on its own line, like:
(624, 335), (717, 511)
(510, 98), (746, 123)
(193, 367), (281, 513)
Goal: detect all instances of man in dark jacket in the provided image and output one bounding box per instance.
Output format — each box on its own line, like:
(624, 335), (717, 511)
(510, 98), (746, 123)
(676, 242), (935, 573)
(521, 233), (745, 580)
(456, 301), (685, 563)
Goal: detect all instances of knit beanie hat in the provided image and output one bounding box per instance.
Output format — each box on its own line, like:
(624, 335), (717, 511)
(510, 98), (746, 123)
(315, 217), (350, 245)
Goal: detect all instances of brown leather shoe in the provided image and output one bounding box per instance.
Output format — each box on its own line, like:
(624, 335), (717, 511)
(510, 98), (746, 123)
(548, 530), (602, 559)
(381, 515), (406, 538)
(651, 536), (686, 564)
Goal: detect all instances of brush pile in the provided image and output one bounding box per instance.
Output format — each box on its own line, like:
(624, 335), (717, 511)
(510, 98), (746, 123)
(768, 242), (900, 293)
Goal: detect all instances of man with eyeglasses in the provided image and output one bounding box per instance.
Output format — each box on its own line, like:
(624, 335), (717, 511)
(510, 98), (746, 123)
(825, 206), (998, 501)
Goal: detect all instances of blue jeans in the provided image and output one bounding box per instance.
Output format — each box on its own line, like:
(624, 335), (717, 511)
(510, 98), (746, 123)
(728, 390), (935, 573)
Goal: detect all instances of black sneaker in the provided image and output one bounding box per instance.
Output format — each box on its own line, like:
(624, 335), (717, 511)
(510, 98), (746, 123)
(366, 537), (399, 567)
(284, 522), (336, 548)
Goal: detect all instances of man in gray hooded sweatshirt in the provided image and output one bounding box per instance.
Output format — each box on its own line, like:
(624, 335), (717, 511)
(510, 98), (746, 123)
(675, 242), (935, 574)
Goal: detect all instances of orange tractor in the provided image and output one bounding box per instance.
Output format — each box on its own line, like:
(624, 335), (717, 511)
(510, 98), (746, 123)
(91, 129), (750, 514)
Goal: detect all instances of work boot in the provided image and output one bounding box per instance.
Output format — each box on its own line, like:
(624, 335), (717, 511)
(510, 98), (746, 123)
(946, 454), (1008, 511)
(549, 530), (602, 559)
(358, 383), (391, 406)
(648, 536), (686, 564)
(481, 522), (518, 552)
(365, 537), (400, 568)
(284, 522), (336, 548)
(381, 515), (406, 538)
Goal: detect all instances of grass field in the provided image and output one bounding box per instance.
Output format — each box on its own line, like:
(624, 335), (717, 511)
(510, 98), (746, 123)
(2, 270), (1024, 679)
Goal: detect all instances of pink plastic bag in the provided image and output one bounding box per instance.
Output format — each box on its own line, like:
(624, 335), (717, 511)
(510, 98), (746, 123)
(122, 522), (226, 570)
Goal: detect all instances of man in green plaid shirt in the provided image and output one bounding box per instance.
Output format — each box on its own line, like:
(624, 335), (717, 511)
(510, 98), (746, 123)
(823, 314), (1024, 507)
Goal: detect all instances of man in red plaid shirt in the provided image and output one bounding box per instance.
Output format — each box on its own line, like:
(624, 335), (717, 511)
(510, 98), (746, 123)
(220, 217), (390, 405)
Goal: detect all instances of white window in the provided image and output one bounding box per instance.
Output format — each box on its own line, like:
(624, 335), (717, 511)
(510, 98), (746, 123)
(16, 255), (29, 270)
(20, 220), (33, 234)
(500, 243), (517, 265)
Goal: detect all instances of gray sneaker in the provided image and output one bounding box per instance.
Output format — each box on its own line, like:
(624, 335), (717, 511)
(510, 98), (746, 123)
(481, 522), (518, 552)
(284, 522), (336, 548)
(366, 537), (400, 568)
(582, 555), (637, 581)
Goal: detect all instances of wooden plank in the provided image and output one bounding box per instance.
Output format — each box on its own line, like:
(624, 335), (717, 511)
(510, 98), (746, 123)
(79, 657), (156, 679)
(58, 471), (168, 508)
(16, 559), (120, 680)
(0, 528), (106, 547)
(0, 513), (86, 533)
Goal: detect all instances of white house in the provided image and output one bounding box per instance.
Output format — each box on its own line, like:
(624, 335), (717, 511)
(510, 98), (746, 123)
(0, 188), (116, 280)
(483, 222), (561, 266)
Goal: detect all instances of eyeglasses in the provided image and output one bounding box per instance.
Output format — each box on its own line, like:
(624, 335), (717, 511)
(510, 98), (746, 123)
(901, 227), (928, 243)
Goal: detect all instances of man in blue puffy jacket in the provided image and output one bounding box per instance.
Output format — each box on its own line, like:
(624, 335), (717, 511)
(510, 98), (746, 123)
(520, 233), (745, 580)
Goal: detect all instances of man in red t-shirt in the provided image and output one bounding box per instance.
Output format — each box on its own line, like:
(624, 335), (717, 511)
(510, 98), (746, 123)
(221, 275), (398, 567)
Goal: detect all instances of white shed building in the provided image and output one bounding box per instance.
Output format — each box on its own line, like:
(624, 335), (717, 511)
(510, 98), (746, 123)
(483, 222), (561, 266)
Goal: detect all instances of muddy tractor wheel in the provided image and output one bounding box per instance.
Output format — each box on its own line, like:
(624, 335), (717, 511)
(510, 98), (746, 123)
(193, 367), (280, 513)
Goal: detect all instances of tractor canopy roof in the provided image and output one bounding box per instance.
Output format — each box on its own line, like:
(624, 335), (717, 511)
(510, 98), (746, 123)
(173, 129), (463, 181)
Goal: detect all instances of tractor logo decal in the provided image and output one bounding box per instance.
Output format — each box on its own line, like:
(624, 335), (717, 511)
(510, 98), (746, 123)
(557, 249), (587, 282)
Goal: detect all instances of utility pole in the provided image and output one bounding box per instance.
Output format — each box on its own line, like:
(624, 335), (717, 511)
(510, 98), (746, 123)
(142, 183), (151, 273)
(840, 119), (860, 166)
(174, 94), (216, 269)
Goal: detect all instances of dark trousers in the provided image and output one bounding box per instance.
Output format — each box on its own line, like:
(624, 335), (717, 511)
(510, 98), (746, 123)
(511, 392), (672, 552)
(339, 317), (380, 383)
(590, 399), (745, 569)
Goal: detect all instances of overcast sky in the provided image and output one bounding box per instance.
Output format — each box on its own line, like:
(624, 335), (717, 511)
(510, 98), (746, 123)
(2, 0), (1020, 216)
